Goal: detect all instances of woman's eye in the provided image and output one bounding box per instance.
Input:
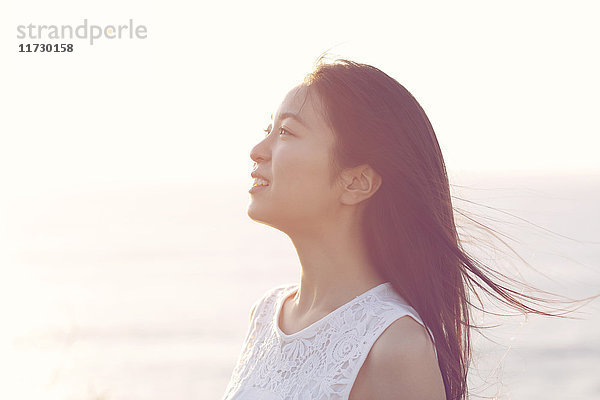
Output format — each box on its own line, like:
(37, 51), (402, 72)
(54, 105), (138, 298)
(263, 123), (292, 137)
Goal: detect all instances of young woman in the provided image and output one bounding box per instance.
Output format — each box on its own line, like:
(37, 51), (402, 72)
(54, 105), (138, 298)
(222, 58), (592, 400)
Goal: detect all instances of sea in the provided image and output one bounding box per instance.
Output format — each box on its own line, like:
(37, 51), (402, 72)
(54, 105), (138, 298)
(0, 171), (598, 400)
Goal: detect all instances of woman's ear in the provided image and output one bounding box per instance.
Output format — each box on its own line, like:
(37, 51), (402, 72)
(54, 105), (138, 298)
(339, 164), (382, 205)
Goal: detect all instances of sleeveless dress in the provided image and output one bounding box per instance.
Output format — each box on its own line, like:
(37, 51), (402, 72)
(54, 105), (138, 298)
(222, 282), (437, 400)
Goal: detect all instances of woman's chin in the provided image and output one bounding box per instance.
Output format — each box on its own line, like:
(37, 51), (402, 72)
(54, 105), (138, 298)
(247, 202), (268, 222)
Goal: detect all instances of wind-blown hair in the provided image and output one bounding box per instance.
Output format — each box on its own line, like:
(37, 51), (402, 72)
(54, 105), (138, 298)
(300, 57), (597, 400)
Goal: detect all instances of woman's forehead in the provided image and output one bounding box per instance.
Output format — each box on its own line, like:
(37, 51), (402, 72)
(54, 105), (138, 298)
(274, 85), (326, 130)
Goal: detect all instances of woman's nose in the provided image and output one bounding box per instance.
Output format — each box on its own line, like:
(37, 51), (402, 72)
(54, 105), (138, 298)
(250, 141), (270, 164)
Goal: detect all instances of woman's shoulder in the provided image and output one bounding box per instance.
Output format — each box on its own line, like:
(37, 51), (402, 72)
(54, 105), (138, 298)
(350, 315), (446, 400)
(256, 282), (297, 306)
(248, 282), (297, 321)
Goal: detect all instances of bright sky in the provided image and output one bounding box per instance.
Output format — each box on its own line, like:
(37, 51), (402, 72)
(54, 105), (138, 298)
(1, 0), (599, 195)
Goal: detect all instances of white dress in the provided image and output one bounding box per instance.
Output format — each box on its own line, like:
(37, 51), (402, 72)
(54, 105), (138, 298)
(222, 282), (437, 400)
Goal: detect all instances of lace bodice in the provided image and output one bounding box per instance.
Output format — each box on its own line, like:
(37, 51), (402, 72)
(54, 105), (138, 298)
(222, 282), (437, 400)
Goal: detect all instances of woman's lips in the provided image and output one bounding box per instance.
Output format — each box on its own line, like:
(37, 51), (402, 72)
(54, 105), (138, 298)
(249, 183), (269, 194)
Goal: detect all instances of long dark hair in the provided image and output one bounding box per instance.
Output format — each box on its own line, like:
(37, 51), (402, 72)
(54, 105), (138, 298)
(301, 56), (598, 400)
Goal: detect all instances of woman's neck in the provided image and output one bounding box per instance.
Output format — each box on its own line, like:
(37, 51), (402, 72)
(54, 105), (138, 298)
(287, 219), (386, 316)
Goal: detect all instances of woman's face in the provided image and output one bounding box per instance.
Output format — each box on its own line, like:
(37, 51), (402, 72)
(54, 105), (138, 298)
(248, 84), (341, 234)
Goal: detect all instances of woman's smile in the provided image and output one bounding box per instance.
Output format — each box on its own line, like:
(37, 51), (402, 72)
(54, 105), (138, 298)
(249, 180), (270, 194)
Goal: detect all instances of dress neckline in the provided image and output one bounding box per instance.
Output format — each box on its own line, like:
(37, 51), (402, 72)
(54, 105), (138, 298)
(273, 282), (392, 339)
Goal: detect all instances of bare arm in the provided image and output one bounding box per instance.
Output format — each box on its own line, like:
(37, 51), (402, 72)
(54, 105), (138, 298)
(349, 315), (446, 400)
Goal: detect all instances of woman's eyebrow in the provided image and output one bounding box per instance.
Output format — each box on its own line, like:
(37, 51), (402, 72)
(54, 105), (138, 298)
(271, 112), (309, 129)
